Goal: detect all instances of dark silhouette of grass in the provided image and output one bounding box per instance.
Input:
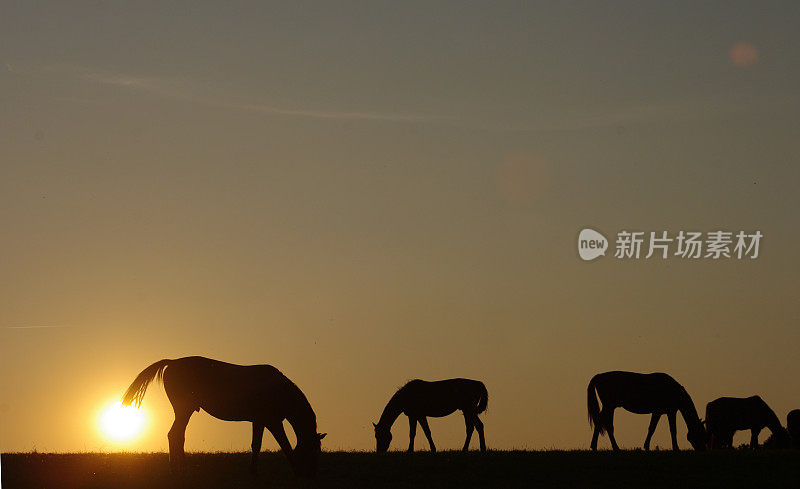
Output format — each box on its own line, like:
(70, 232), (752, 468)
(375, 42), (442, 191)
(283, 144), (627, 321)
(3, 450), (799, 489)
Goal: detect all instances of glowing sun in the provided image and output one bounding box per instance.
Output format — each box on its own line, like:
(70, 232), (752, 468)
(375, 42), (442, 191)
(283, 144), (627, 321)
(99, 401), (145, 442)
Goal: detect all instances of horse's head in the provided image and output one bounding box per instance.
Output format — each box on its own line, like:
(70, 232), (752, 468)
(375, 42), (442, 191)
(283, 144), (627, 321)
(687, 421), (708, 451)
(293, 432), (326, 478)
(373, 422), (391, 453)
(763, 427), (793, 449)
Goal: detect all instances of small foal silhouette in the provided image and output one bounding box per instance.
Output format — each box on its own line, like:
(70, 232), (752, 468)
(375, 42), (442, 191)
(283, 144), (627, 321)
(373, 378), (488, 452)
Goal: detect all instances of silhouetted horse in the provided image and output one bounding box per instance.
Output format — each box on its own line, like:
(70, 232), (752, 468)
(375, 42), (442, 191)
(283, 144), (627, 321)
(373, 379), (488, 452)
(787, 409), (800, 449)
(705, 396), (788, 449)
(587, 371), (707, 451)
(121, 356), (325, 477)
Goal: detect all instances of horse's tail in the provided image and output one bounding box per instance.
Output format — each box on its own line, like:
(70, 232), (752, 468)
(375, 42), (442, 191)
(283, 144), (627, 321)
(121, 359), (171, 408)
(587, 375), (604, 434)
(476, 382), (489, 414)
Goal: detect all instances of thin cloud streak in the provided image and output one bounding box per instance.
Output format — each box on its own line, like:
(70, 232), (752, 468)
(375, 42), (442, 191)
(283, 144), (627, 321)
(51, 64), (450, 123)
(14, 63), (796, 132)
(470, 94), (800, 134)
(4, 325), (72, 329)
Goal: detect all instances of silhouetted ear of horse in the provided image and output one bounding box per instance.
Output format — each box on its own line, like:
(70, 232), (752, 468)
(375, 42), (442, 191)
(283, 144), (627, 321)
(787, 409), (800, 449)
(587, 371), (707, 451)
(705, 396), (789, 449)
(121, 356), (326, 477)
(373, 379), (488, 453)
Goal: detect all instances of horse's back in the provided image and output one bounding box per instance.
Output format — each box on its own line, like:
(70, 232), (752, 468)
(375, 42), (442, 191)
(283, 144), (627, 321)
(164, 357), (285, 387)
(593, 371), (676, 391)
(162, 356), (291, 420)
(707, 396), (762, 411)
(592, 371), (686, 413)
(706, 396), (770, 431)
(399, 378), (485, 417)
(405, 378), (484, 395)
(427, 378), (484, 389)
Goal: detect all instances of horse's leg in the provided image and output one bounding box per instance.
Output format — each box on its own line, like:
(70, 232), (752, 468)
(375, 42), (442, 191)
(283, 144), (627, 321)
(717, 431), (730, 449)
(473, 415), (486, 452)
(407, 416), (417, 452)
(462, 412), (475, 452)
(266, 421), (295, 470)
(590, 423), (601, 451)
(250, 423), (264, 475)
(644, 413), (661, 450)
(601, 407), (619, 451)
(168, 406), (193, 474)
(750, 428), (761, 449)
(418, 417), (436, 452)
(667, 411), (679, 451)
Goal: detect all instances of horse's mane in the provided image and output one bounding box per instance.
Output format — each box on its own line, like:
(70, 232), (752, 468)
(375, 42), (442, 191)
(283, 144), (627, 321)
(673, 383), (704, 432)
(279, 372), (318, 429)
(391, 379), (423, 397)
(400, 379), (420, 389)
(756, 397), (783, 432)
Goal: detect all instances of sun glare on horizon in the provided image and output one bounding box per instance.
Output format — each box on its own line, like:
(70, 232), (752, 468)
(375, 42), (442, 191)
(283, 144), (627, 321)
(99, 400), (146, 443)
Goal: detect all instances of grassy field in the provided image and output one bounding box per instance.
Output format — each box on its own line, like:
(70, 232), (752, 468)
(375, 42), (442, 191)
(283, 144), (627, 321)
(3, 450), (799, 489)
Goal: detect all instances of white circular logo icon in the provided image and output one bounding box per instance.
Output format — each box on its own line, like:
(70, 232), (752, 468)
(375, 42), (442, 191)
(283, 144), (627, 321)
(578, 228), (608, 261)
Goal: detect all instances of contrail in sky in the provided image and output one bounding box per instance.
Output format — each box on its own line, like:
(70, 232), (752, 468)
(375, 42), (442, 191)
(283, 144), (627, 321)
(4, 325), (72, 329)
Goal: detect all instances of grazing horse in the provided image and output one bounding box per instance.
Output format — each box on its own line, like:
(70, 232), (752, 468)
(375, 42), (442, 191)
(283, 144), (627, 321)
(121, 356), (325, 477)
(587, 371), (707, 451)
(373, 379), (488, 453)
(705, 396), (788, 449)
(787, 409), (800, 449)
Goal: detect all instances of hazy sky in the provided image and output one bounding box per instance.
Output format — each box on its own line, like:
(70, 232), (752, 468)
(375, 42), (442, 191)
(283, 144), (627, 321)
(2, 1), (799, 452)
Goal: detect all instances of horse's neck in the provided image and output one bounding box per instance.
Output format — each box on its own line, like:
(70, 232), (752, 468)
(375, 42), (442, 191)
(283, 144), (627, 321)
(286, 412), (316, 444)
(677, 391), (702, 429)
(763, 406), (783, 432)
(377, 393), (404, 429)
(284, 387), (317, 443)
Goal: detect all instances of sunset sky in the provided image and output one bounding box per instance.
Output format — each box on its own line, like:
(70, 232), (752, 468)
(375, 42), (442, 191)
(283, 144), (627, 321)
(2, 1), (799, 452)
